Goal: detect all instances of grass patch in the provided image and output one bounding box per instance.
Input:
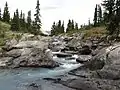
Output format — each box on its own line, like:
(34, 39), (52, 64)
(0, 21), (22, 46)
(83, 27), (107, 39)
(64, 26), (107, 39)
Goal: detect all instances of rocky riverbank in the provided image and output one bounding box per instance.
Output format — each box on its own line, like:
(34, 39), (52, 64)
(46, 34), (120, 90)
(0, 34), (59, 69)
(0, 33), (120, 90)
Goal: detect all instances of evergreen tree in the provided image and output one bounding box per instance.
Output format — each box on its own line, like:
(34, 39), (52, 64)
(75, 23), (78, 30)
(88, 18), (91, 26)
(0, 8), (1, 21)
(102, 0), (115, 22)
(11, 9), (20, 31)
(51, 20), (64, 36)
(102, 0), (116, 35)
(3, 2), (10, 23)
(27, 10), (32, 32)
(27, 11), (32, 28)
(11, 12), (16, 31)
(98, 5), (102, 25)
(114, 0), (120, 37)
(57, 20), (62, 33)
(51, 22), (56, 36)
(94, 4), (98, 27)
(61, 21), (65, 33)
(20, 10), (23, 30)
(34, 0), (42, 34)
(21, 13), (26, 31)
(71, 20), (74, 30)
(66, 19), (72, 32)
(15, 9), (20, 31)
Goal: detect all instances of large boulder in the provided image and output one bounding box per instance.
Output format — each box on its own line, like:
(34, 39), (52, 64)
(61, 77), (120, 90)
(0, 36), (59, 68)
(67, 38), (82, 51)
(2, 39), (18, 51)
(8, 48), (59, 68)
(13, 41), (48, 49)
(79, 45), (92, 55)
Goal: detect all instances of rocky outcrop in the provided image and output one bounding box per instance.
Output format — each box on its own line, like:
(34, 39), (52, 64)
(0, 36), (59, 68)
(59, 42), (120, 90)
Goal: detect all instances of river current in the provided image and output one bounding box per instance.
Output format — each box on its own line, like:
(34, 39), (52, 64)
(0, 54), (81, 90)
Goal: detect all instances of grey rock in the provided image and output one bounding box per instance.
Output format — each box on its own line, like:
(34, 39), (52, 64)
(76, 55), (92, 63)
(10, 48), (59, 68)
(61, 78), (120, 90)
(0, 57), (13, 67)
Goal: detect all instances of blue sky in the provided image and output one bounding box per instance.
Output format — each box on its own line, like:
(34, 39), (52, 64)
(0, 0), (102, 31)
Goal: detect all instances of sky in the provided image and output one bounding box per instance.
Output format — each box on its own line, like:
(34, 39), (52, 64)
(0, 0), (102, 32)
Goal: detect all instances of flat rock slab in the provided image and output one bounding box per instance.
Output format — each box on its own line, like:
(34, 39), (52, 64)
(53, 52), (72, 58)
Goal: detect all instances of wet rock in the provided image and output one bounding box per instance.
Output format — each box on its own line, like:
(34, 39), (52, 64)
(0, 57), (13, 68)
(79, 45), (92, 55)
(27, 83), (41, 90)
(61, 78), (98, 90)
(92, 64), (120, 80)
(76, 55), (92, 63)
(43, 78), (61, 83)
(61, 78), (120, 90)
(9, 48), (59, 68)
(53, 52), (72, 58)
(84, 57), (105, 71)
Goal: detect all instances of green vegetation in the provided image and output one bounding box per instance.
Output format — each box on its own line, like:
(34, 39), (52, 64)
(83, 27), (106, 39)
(0, 21), (22, 46)
(0, 0), (42, 35)
(51, 20), (64, 36)
(102, 0), (120, 38)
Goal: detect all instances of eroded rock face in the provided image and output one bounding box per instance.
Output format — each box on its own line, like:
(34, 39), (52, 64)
(60, 42), (120, 90)
(61, 77), (120, 90)
(8, 48), (59, 68)
(0, 37), (59, 68)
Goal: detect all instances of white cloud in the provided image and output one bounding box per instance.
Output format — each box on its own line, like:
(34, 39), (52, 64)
(0, 0), (102, 31)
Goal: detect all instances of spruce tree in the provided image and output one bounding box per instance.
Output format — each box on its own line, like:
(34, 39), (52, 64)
(98, 5), (102, 25)
(34, 0), (42, 34)
(114, 0), (120, 37)
(0, 8), (1, 21)
(57, 20), (62, 33)
(16, 9), (20, 31)
(11, 12), (16, 31)
(11, 9), (20, 31)
(22, 13), (26, 29)
(3, 2), (10, 23)
(61, 21), (65, 33)
(102, 0), (116, 35)
(51, 22), (56, 36)
(71, 20), (74, 30)
(66, 19), (72, 32)
(102, 0), (115, 22)
(20, 10), (23, 30)
(75, 23), (78, 30)
(27, 10), (32, 32)
(94, 4), (98, 27)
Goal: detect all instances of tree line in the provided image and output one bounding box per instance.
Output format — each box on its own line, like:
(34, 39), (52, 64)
(102, 0), (120, 38)
(0, 0), (42, 35)
(51, 19), (79, 36)
(51, 4), (103, 36)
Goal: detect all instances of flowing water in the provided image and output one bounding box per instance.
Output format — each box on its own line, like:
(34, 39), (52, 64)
(0, 55), (81, 90)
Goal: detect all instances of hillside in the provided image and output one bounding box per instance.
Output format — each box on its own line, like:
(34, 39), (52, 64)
(0, 21), (23, 46)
